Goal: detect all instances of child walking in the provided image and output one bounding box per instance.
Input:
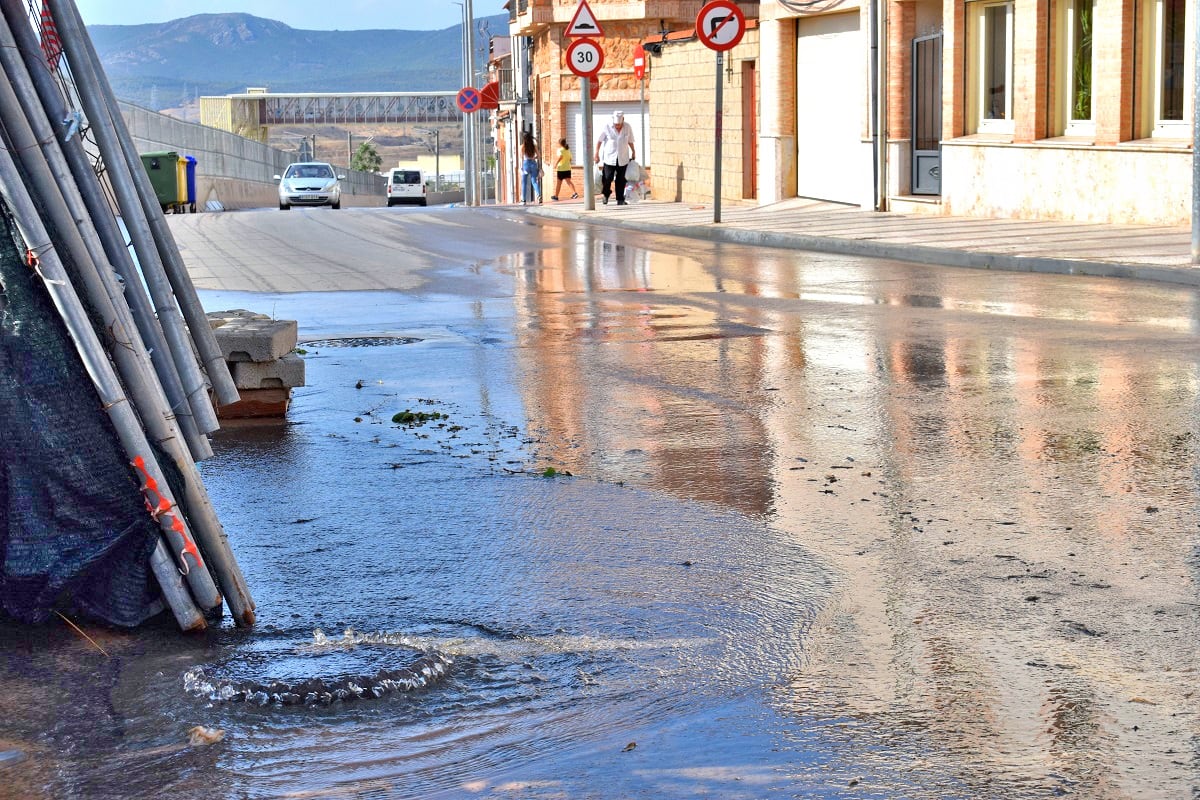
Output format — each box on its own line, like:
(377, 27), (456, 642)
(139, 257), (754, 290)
(551, 139), (579, 201)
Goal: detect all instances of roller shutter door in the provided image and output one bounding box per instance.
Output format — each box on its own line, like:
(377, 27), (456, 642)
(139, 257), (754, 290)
(563, 101), (648, 167)
(795, 12), (867, 205)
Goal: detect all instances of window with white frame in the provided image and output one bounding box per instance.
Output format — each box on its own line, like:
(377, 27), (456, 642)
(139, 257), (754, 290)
(967, 0), (1015, 134)
(1142, 0), (1191, 137)
(1056, 0), (1094, 136)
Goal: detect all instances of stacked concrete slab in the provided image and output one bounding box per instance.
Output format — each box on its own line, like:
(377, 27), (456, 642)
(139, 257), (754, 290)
(207, 309), (304, 419)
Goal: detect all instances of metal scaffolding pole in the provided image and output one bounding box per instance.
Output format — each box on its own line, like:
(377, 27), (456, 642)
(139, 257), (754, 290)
(0, 116), (208, 632)
(0, 0), (211, 462)
(47, 0), (257, 626)
(48, 0), (241, 412)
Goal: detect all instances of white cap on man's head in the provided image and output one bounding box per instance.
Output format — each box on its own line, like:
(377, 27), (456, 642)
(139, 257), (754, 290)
(612, 110), (624, 121)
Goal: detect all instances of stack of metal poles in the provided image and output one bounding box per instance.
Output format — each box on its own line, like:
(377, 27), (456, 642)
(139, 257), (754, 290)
(0, 0), (255, 630)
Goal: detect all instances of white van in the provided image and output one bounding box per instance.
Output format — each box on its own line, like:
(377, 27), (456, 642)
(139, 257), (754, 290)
(386, 169), (426, 207)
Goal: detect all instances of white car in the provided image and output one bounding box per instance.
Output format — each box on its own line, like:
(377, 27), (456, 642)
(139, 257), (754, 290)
(275, 162), (343, 210)
(386, 169), (426, 207)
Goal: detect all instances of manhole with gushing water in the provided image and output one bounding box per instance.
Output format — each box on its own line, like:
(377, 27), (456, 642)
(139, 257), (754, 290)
(183, 630), (452, 706)
(300, 336), (422, 349)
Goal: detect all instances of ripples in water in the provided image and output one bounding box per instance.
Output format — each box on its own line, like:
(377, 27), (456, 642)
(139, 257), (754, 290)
(183, 629), (453, 705)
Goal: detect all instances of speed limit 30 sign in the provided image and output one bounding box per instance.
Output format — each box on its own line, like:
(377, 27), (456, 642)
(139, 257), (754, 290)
(566, 37), (604, 78)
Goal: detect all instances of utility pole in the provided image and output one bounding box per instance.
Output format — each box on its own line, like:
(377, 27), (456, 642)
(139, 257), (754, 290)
(416, 127), (440, 191)
(1193, 1), (1200, 262)
(462, 0), (477, 206)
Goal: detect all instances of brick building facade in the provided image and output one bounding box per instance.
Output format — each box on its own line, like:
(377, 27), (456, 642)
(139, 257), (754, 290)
(753, 0), (1196, 223)
(501, 0), (1196, 224)
(647, 26), (760, 203)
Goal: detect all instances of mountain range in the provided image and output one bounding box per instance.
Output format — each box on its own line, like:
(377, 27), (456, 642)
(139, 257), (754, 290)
(88, 12), (509, 111)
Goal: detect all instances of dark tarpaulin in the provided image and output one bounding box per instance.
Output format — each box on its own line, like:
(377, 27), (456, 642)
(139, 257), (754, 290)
(0, 206), (163, 627)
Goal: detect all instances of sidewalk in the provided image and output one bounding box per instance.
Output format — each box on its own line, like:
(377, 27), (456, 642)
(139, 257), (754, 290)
(524, 197), (1200, 288)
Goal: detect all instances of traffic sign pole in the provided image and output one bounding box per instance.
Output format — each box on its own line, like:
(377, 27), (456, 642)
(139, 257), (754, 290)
(583, 76), (595, 211)
(696, 0), (745, 224)
(635, 45), (646, 167)
(714, 51), (723, 224)
(640, 76), (646, 172)
(566, 0), (606, 211)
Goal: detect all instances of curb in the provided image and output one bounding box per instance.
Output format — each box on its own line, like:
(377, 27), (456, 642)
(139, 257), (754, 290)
(518, 205), (1200, 290)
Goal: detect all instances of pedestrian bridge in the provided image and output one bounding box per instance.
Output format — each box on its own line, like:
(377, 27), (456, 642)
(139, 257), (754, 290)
(199, 90), (462, 143)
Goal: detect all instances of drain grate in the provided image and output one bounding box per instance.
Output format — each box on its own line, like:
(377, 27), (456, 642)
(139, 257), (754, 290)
(301, 336), (422, 348)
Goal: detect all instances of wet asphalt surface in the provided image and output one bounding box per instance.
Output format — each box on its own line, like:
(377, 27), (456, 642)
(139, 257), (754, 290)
(3, 204), (1200, 799)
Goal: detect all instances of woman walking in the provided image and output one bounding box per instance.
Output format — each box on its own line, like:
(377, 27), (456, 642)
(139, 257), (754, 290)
(521, 132), (542, 204)
(551, 139), (579, 201)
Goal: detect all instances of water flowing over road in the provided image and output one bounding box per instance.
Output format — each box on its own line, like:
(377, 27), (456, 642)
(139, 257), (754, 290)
(3, 205), (1200, 799)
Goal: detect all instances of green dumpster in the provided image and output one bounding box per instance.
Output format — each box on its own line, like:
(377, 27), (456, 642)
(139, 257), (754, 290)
(139, 151), (180, 211)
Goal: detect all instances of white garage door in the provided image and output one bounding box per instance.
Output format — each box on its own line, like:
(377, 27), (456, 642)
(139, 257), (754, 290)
(565, 101), (648, 167)
(795, 12), (867, 205)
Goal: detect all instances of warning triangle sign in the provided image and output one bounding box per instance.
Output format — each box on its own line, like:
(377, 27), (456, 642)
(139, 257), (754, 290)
(565, 0), (604, 37)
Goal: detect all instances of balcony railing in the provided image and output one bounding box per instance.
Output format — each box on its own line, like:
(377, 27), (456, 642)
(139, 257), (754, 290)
(495, 68), (519, 102)
(491, 67), (527, 103)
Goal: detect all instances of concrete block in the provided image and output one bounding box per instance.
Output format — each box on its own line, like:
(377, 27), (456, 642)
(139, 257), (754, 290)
(207, 309), (298, 362)
(230, 353), (306, 390)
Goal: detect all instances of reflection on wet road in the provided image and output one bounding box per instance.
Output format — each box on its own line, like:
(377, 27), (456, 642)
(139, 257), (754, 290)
(3, 206), (1200, 799)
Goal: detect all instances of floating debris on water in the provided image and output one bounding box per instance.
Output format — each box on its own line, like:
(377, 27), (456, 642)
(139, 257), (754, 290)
(187, 726), (225, 746)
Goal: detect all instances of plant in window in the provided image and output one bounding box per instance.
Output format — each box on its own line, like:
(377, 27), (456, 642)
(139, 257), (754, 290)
(1072, 1), (1092, 120)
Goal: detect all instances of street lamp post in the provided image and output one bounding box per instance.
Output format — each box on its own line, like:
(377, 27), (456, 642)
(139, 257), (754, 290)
(415, 127), (440, 191)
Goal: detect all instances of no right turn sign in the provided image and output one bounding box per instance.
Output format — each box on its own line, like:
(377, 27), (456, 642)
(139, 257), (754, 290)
(696, 0), (746, 52)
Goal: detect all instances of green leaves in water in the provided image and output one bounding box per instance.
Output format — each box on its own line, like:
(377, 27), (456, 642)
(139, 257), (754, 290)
(392, 409), (448, 426)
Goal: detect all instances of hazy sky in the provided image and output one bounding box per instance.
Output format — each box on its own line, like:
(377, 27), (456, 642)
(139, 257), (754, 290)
(74, 0), (508, 30)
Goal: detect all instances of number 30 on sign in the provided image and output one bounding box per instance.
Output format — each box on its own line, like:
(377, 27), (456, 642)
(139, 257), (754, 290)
(566, 38), (604, 78)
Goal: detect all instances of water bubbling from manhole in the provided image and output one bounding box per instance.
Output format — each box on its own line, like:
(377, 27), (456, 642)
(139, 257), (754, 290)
(183, 629), (452, 706)
(300, 336), (422, 348)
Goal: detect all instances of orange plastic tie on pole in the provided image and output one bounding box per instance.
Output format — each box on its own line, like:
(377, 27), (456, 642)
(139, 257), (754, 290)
(131, 455), (206, 575)
(167, 514), (204, 575)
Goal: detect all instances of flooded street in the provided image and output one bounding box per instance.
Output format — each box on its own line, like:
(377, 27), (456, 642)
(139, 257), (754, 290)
(4, 206), (1200, 798)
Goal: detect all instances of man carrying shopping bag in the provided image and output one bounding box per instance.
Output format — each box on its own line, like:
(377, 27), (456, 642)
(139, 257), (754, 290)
(594, 111), (635, 206)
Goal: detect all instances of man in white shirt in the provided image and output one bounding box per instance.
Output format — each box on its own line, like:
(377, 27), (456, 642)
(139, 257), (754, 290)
(594, 110), (636, 206)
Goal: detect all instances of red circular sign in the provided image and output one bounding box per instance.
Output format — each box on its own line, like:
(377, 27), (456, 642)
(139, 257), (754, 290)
(696, 0), (746, 52)
(456, 87), (482, 113)
(566, 37), (604, 78)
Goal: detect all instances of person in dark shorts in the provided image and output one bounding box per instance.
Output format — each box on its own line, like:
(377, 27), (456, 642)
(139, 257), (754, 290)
(551, 139), (579, 201)
(594, 111), (635, 205)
